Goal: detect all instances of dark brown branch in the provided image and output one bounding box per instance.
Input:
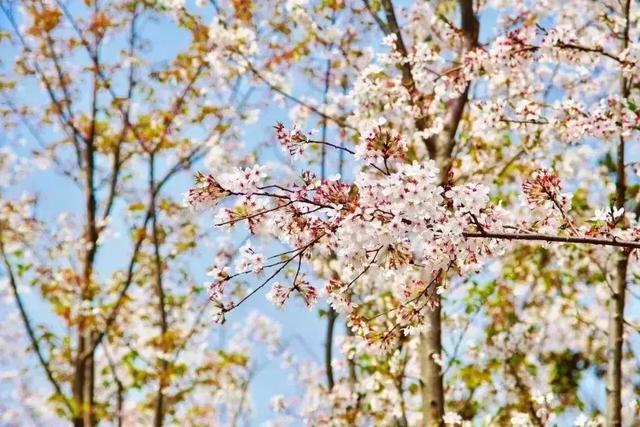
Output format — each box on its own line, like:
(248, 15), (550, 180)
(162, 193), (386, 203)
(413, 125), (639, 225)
(307, 139), (356, 155)
(201, 7), (351, 131)
(214, 201), (295, 226)
(463, 231), (640, 250)
(361, 0), (389, 34)
(324, 308), (337, 389)
(242, 57), (355, 131)
(101, 5), (140, 222)
(227, 233), (326, 312)
(0, 4), (85, 163)
(379, 0), (414, 94)
(86, 146), (208, 357)
(151, 62), (206, 154)
(103, 343), (124, 427)
(39, 0), (83, 145)
(55, 0), (151, 152)
(555, 41), (629, 65)
(0, 238), (74, 415)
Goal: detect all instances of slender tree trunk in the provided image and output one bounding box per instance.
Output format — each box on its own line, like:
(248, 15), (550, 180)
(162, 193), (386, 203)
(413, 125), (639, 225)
(359, 2), (479, 424)
(150, 153), (169, 427)
(606, 252), (628, 427)
(74, 7), (100, 421)
(420, 305), (444, 426)
(74, 129), (97, 426)
(367, 2), (448, 420)
(606, 96), (629, 427)
(74, 141), (98, 426)
(73, 333), (85, 426)
(420, 2), (478, 424)
(325, 308), (337, 389)
(606, 3), (630, 425)
(320, 31), (338, 391)
(84, 348), (96, 426)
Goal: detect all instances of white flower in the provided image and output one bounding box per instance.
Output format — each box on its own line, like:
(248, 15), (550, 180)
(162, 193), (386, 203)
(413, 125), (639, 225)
(510, 412), (531, 427)
(443, 412), (463, 425)
(266, 282), (291, 309)
(591, 208), (609, 222)
(591, 207), (624, 223)
(235, 242), (265, 274)
(574, 414), (589, 427)
(270, 394), (286, 412)
(612, 207), (625, 219)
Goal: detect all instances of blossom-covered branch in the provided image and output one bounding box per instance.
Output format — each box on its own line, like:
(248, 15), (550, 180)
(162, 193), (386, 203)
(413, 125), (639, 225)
(188, 124), (640, 347)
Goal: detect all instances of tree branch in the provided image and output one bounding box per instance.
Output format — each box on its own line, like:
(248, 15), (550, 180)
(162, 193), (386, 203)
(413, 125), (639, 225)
(0, 238), (74, 415)
(462, 231), (640, 250)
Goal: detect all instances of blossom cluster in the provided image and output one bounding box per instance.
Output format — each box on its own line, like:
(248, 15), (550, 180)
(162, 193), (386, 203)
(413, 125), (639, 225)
(274, 121), (312, 157)
(188, 119), (640, 349)
(187, 135), (466, 332)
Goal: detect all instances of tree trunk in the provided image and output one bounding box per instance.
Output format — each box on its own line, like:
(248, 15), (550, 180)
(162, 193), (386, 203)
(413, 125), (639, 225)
(74, 30), (100, 424)
(606, 253), (628, 427)
(421, 303), (444, 426)
(420, 1), (478, 422)
(606, 2), (630, 423)
(150, 153), (169, 427)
